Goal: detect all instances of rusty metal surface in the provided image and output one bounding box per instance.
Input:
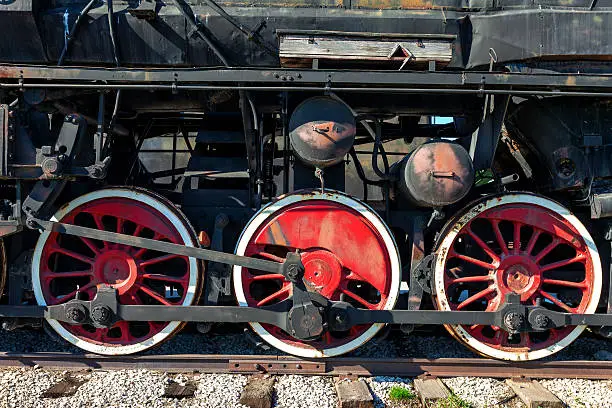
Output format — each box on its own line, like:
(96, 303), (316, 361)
(399, 141), (474, 207)
(0, 353), (610, 379)
(289, 97), (356, 168)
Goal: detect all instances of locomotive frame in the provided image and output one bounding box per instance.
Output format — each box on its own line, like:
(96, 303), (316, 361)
(0, 64), (610, 352)
(0, 0), (610, 361)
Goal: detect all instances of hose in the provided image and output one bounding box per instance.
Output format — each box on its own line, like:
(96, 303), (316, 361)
(58, 0), (98, 66)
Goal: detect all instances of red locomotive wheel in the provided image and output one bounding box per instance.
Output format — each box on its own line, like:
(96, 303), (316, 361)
(433, 194), (602, 361)
(233, 190), (401, 358)
(32, 188), (202, 355)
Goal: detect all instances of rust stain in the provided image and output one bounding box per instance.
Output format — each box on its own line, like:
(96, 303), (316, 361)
(353, 0), (435, 9)
(565, 76), (576, 86)
(0, 66), (20, 79)
(267, 221), (289, 247)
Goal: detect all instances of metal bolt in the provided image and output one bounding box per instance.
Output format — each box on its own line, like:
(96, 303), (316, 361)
(503, 312), (524, 332)
(533, 314), (549, 329)
(91, 306), (112, 325)
(66, 306), (87, 323)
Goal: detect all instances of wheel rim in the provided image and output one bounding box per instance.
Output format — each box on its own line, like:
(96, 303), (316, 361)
(233, 190), (401, 358)
(434, 194), (602, 361)
(32, 188), (201, 355)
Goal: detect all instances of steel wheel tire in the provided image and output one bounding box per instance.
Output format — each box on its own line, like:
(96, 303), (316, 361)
(32, 188), (202, 355)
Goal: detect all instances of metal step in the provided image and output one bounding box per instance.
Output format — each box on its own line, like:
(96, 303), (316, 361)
(185, 156), (249, 179)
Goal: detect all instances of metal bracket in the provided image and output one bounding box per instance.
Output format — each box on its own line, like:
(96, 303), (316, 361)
(205, 213), (232, 305)
(412, 253), (435, 294)
(31, 292), (612, 335)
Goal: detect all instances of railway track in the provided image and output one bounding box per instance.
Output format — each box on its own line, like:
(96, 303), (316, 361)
(1, 352), (611, 380)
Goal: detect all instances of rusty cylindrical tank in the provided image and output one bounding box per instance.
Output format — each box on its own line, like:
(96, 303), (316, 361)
(289, 96), (356, 168)
(398, 141), (474, 207)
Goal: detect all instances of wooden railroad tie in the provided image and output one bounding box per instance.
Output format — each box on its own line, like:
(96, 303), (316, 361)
(335, 377), (374, 408)
(506, 378), (564, 408)
(239, 375), (276, 408)
(162, 379), (197, 399)
(41, 375), (87, 398)
(413, 376), (451, 407)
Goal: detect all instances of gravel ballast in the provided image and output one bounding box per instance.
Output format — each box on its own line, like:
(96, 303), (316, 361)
(443, 377), (521, 408)
(540, 378), (612, 408)
(365, 376), (415, 408)
(274, 375), (337, 408)
(0, 328), (609, 362)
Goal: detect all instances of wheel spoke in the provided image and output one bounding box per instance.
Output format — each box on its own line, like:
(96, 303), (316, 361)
(51, 247), (94, 265)
(116, 321), (131, 343)
(541, 278), (587, 289)
(447, 275), (493, 284)
(540, 254), (586, 272)
(513, 222), (522, 253)
(466, 226), (500, 263)
(133, 232), (162, 258)
(248, 273), (286, 281)
(534, 238), (560, 263)
(56, 282), (95, 302)
(520, 332), (532, 348)
(256, 285), (291, 307)
(525, 229), (541, 255)
(255, 251), (286, 263)
(44, 270), (93, 280)
(456, 286), (495, 310)
(79, 237), (101, 255)
(345, 269), (386, 294)
(491, 220), (508, 255)
(340, 288), (376, 309)
(138, 254), (181, 268)
(138, 284), (172, 306)
(449, 250), (496, 270)
(141, 273), (187, 285)
(538, 289), (574, 312)
(92, 214), (106, 231)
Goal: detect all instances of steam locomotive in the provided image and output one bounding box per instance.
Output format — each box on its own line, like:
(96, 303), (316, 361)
(0, 0), (609, 361)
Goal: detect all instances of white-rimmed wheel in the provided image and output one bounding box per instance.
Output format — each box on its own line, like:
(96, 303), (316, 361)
(433, 193), (602, 361)
(32, 188), (202, 355)
(233, 190), (401, 358)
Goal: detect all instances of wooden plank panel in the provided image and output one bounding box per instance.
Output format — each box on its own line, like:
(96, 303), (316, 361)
(506, 379), (564, 408)
(279, 35), (452, 62)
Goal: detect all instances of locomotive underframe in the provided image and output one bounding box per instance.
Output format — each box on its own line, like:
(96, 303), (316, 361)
(0, 62), (610, 356)
(0, 58), (612, 360)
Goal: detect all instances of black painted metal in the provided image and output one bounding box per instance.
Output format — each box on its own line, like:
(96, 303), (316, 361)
(30, 218), (283, 274)
(0, 66), (609, 93)
(3, 290), (611, 333)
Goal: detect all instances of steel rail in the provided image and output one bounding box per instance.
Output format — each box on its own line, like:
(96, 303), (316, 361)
(0, 352), (610, 379)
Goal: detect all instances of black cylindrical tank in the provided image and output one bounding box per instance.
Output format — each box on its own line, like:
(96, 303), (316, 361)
(289, 96), (356, 168)
(398, 141), (474, 207)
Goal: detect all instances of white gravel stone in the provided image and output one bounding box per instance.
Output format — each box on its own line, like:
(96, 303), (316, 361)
(540, 378), (612, 408)
(0, 368), (252, 408)
(443, 377), (520, 408)
(273, 375), (337, 408)
(365, 376), (414, 408)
